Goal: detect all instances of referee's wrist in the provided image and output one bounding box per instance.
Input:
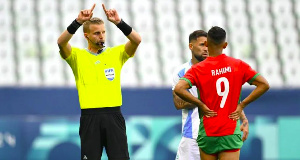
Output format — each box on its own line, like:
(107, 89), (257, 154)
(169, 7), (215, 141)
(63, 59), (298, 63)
(116, 19), (132, 36)
(114, 19), (121, 25)
(75, 18), (84, 25)
(67, 19), (82, 34)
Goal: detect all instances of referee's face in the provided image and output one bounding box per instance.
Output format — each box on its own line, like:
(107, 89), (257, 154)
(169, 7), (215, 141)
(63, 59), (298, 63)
(86, 24), (106, 47)
(189, 36), (208, 62)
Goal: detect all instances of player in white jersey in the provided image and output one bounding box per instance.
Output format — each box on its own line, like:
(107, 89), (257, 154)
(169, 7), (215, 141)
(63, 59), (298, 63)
(172, 30), (250, 160)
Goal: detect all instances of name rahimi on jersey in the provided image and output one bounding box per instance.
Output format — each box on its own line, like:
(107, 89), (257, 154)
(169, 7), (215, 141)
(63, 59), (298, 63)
(211, 66), (232, 76)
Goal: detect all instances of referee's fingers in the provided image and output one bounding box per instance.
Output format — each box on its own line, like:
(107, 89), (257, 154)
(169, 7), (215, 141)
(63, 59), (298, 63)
(90, 3), (96, 12)
(102, 3), (107, 12)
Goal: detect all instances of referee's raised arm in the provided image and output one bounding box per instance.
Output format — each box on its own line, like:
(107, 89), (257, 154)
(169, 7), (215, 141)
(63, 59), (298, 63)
(57, 4), (96, 59)
(102, 3), (141, 57)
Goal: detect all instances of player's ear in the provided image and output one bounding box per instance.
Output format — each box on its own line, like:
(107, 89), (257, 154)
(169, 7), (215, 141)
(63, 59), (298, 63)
(84, 33), (88, 39)
(223, 42), (228, 49)
(204, 41), (208, 47)
(189, 43), (193, 50)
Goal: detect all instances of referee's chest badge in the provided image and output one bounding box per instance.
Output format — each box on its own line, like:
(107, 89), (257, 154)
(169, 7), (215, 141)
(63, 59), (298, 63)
(104, 68), (115, 81)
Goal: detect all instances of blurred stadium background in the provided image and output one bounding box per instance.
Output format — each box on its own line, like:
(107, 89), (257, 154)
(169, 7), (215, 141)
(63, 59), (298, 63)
(0, 0), (299, 159)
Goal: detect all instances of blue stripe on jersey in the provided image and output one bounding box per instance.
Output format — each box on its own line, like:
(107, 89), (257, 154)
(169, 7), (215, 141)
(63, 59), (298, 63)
(178, 68), (185, 78)
(183, 109), (193, 138)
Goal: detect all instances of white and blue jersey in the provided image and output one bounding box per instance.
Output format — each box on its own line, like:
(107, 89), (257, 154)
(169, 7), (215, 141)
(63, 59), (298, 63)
(172, 60), (199, 140)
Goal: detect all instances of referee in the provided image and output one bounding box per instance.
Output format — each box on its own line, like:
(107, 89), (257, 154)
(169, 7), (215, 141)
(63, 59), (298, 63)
(57, 3), (141, 160)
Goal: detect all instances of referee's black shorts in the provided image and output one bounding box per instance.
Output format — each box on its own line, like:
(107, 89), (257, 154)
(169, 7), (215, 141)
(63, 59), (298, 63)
(79, 107), (129, 160)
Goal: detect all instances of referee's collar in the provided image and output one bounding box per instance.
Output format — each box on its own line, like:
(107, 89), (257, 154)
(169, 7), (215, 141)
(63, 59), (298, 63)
(85, 48), (106, 56)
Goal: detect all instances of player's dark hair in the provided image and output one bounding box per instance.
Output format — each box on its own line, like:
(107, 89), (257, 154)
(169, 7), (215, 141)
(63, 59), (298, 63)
(189, 30), (207, 43)
(207, 26), (226, 45)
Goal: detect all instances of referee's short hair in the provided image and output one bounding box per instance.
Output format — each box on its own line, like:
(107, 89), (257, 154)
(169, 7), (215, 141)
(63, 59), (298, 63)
(83, 17), (104, 33)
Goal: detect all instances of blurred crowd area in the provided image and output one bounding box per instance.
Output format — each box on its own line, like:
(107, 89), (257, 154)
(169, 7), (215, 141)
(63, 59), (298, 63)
(0, 0), (299, 88)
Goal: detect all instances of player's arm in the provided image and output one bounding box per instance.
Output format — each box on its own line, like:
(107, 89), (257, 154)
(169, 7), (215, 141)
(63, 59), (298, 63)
(171, 68), (195, 110)
(241, 75), (270, 108)
(240, 111), (249, 141)
(57, 4), (96, 59)
(172, 91), (195, 110)
(230, 75), (270, 119)
(174, 79), (217, 117)
(102, 4), (141, 56)
(229, 99), (249, 141)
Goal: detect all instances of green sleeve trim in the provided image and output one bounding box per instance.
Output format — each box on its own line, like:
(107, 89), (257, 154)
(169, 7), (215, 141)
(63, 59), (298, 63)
(248, 73), (260, 84)
(180, 77), (193, 88)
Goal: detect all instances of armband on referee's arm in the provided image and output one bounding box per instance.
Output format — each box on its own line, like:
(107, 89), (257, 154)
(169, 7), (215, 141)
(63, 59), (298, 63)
(67, 19), (82, 34)
(116, 19), (132, 36)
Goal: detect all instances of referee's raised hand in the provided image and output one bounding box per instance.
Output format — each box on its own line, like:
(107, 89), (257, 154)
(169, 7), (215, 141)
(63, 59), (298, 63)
(102, 3), (121, 25)
(76, 4), (96, 24)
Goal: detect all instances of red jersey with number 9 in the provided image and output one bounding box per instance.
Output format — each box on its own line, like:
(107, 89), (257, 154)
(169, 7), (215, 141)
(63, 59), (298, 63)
(183, 54), (259, 137)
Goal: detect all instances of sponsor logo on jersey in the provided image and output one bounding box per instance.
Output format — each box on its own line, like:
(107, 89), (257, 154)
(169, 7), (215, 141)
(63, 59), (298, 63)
(104, 68), (115, 81)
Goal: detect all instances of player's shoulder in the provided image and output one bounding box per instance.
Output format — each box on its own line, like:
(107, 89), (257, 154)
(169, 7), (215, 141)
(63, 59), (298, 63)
(193, 59), (208, 69)
(173, 61), (191, 77)
(224, 55), (245, 65)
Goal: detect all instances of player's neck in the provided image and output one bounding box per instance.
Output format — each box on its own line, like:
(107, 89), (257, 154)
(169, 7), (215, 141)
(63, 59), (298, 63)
(191, 58), (199, 65)
(208, 48), (223, 57)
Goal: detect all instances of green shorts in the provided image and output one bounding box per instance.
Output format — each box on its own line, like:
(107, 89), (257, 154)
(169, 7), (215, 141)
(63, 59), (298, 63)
(197, 134), (243, 154)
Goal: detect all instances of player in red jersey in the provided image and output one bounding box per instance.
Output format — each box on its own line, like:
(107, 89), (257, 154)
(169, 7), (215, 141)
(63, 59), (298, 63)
(174, 26), (270, 160)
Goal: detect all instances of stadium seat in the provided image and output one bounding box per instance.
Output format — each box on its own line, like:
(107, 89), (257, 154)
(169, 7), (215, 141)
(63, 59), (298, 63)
(0, 0), (12, 30)
(178, 0), (202, 34)
(132, 0), (152, 19)
(258, 58), (283, 87)
(282, 60), (300, 87)
(107, 0), (129, 15)
(121, 58), (139, 87)
(295, 0), (300, 30)
(182, 47), (192, 63)
(41, 38), (65, 86)
(38, 0), (58, 14)
(155, 0), (175, 15)
(135, 43), (162, 86)
(43, 59), (65, 86)
(60, 0), (81, 27)
(160, 43), (182, 85)
(0, 60), (16, 86)
(226, 0), (246, 17)
(18, 59), (41, 86)
(280, 41), (300, 63)
(0, 43), (16, 86)
(255, 46), (278, 64)
(14, 0), (34, 15)
(271, 0), (292, 18)
(0, 0), (10, 12)
(248, 0), (272, 33)
(202, 0), (225, 30)
(132, 0), (154, 34)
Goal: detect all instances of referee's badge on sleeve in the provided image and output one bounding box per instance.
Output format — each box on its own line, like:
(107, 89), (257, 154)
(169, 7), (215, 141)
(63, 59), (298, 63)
(104, 68), (115, 81)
